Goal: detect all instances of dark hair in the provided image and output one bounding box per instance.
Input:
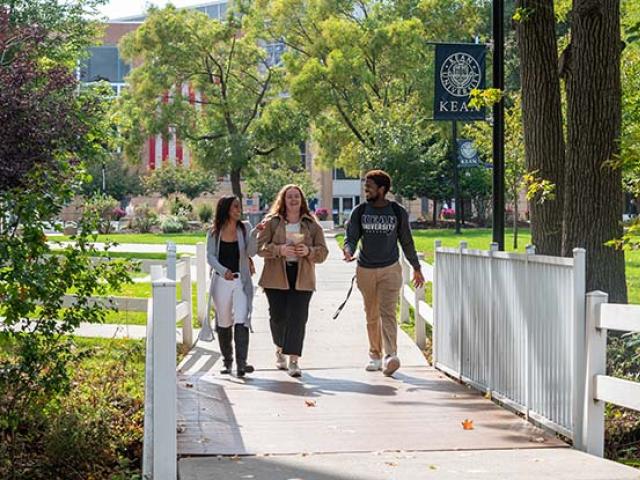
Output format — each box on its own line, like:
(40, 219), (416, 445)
(213, 196), (245, 236)
(365, 169), (392, 195)
(269, 184), (312, 219)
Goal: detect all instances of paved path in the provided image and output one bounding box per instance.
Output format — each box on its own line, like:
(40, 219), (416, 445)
(176, 237), (639, 479)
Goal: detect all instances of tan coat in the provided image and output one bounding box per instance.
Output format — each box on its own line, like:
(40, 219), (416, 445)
(257, 213), (328, 291)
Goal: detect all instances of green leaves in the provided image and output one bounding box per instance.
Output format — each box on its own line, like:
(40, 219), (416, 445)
(117, 5), (306, 196)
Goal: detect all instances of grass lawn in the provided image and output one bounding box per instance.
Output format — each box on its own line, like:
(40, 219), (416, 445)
(92, 250), (168, 260)
(51, 232), (206, 245)
(337, 228), (640, 304)
(100, 281), (199, 326)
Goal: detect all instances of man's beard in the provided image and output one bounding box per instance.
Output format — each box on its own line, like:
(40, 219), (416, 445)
(366, 193), (379, 203)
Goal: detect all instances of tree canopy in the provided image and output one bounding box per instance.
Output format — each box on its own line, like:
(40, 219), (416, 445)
(118, 5), (308, 199)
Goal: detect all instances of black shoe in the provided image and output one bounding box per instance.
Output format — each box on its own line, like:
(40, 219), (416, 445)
(220, 363), (233, 375)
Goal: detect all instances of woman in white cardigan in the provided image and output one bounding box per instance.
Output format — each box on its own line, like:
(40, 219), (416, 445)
(202, 196), (259, 377)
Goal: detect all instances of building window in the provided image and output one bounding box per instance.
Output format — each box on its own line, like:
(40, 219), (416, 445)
(80, 46), (130, 83)
(333, 168), (358, 180)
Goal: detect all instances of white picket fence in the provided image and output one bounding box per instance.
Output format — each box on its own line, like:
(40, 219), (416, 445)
(583, 292), (640, 456)
(142, 243), (193, 480)
(400, 241), (640, 457)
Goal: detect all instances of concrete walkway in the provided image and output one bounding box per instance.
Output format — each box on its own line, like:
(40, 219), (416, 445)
(176, 238), (639, 479)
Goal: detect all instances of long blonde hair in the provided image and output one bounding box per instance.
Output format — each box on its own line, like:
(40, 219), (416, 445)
(269, 184), (312, 218)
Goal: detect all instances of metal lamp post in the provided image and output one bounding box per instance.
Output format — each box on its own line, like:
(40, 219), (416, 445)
(492, 0), (505, 250)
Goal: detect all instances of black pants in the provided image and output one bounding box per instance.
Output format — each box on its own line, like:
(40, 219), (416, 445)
(264, 262), (313, 356)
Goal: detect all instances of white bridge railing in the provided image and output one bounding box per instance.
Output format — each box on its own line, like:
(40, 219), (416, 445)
(143, 243), (193, 480)
(583, 292), (640, 456)
(400, 241), (640, 456)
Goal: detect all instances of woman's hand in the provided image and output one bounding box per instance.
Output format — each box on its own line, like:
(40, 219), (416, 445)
(224, 269), (235, 281)
(279, 244), (296, 257)
(295, 244), (310, 257)
(256, 219), (268, 231)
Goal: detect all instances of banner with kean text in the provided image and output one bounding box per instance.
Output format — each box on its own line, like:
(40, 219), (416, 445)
(434, 44), (486, 121)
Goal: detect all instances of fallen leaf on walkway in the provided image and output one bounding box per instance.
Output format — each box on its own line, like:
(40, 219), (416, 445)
(429, 465), (438, 470)
(530, 436), (546, 443)
(230, 455), (240, 461)
(176, 424), (186, 433)
(185, 383), (193, 388)
(304, 399), (317, 407)
(461, 419), (474, 430)
(483, 391), (491, 399)
(385, 462), (398, 467)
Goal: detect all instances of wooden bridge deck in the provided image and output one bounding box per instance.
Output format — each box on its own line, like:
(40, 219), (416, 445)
(176, 237), (639, 479)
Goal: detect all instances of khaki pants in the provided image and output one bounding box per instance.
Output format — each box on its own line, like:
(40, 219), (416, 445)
(356, 262), (403, 360)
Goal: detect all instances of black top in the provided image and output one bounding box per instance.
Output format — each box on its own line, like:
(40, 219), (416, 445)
(218, 240), (240, 274)
(344, 201), (420, 270)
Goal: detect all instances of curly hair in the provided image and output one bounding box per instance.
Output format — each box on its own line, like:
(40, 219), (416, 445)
(365, 169), (392, 195)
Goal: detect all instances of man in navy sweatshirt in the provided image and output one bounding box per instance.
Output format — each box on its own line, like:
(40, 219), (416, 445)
(343, 170), (424, 376)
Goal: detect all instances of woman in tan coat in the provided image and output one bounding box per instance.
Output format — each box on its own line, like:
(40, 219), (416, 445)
(258, 184), (328, 377)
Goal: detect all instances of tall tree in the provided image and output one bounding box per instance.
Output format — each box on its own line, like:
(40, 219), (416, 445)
(514, 0), (565, 256)
(0, 7), (132, 451)
(118, 6), (307, 199)
(252, 0), (485, 185)
(562, 0), (627, 302)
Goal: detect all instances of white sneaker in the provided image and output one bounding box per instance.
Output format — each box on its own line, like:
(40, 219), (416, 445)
(288, 360), (302, 377)
(365, 358), (382, 371)
(383, 355), (400, 376)
(275, 350), (287, 370)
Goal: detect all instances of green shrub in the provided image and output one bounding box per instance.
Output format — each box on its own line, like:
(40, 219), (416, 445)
(131, 203), (158, 233)
(0, 339), (144, 479)
(167, 193), (193, 219)
(142, 166), (217, 199)
(160, 215), (186, 233)
(197, 203), (214, 224)
(84, 194), (119, 234)
(605, 335), (640, 462)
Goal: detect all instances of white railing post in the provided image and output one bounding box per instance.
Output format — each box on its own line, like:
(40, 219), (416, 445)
(415, 252), (427, 350)
(583, 290), (608, 457)
(151, 265), (163, 282)
(142, 297), (154, 479)
(488, 242), (499, 394)
(167, 242), (177, 281)
(432, 240), (441, 365)
(571, 248), (587, 450)
(457, 241), (467, 378)
(524, 244), (535, 419)
(152, 277), (177, 480)
(181, 255), (193, 347)
(196, 242), (207, 327)
(400, 255), (410, 324)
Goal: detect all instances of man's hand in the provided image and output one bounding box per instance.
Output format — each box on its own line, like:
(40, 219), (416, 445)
(224, 269), (235, 281)
(279, 244), (296, 257)
(343, 248), (356, 262)
(413, 269), (425, 288)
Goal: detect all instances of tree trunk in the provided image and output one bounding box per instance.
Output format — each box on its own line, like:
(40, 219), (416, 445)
(563, 0), (627, 302)
(515, 0), (565, 256)
(432, 199), (438, 225)
(230, 168), (243, 202)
